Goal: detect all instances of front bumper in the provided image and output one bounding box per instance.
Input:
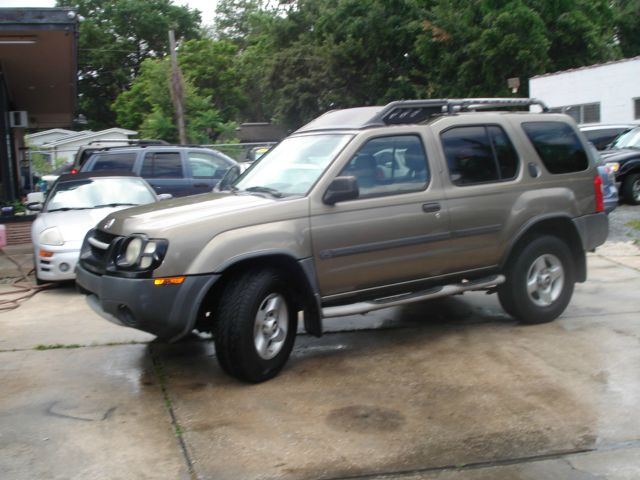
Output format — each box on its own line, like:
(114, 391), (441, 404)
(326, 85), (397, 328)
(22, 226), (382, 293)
(36, 242), (81, 281)
(76, 264), (220, 341)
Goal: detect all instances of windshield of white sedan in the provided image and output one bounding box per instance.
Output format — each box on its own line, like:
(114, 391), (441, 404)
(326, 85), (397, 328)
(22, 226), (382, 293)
(234, 134), (353, 196)
(46, 178), (156, 212)
(610, 128), (640, 149)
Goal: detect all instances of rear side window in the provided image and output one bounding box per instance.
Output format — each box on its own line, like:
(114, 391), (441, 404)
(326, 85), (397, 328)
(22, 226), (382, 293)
(89, 153), (136, 171)
(522, 122), (588, 174)
(141, 152), (184, 178)
(440, 125), (519, 186)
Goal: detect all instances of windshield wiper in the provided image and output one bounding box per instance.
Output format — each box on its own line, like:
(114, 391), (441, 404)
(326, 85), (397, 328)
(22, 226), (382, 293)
(92, 203), (139, 209)
(244, 186), (283, 198)
(47, 207), (91, 212)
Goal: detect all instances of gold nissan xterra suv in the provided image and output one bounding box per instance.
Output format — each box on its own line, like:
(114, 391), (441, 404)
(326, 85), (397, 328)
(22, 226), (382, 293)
(76, 98), (609, 383)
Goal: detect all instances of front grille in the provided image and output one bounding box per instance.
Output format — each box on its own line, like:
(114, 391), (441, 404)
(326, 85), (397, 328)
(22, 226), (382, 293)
(80, 229), (120, 275)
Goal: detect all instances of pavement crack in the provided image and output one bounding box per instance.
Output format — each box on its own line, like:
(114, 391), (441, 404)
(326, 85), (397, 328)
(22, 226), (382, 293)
(150, 344), (198, 480)
(595, 254), (640, 272)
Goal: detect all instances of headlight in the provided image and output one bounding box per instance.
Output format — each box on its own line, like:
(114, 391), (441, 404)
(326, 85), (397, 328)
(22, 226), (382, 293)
(39, 227), (64, 246)
(606, 162), (620, 173)
(115, 235), (167, 272)
(124, 237), (143, 265)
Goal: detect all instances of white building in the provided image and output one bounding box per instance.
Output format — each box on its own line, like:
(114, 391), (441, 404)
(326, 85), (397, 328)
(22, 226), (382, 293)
(529, 56), (640, 125)
(26, 127), (137, 166)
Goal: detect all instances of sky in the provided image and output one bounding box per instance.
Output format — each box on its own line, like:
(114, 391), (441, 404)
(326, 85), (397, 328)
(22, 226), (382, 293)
(0, 0), (219, 26)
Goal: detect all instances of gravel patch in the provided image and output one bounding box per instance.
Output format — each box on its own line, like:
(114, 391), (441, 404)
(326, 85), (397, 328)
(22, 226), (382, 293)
(607, 204), (640, 243)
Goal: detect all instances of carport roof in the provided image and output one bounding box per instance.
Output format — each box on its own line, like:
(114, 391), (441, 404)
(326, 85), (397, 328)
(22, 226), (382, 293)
(0, 8), (79, 128)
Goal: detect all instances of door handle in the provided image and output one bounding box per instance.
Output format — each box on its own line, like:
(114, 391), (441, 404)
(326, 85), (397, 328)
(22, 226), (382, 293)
(193, 183), (209, 188)
(422, 202), (441, 213)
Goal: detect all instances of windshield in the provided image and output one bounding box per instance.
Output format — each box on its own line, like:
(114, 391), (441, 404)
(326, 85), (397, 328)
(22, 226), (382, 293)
(610, 128), (640, 149)
(234, 134), (353, 196)
(45, 177), (156, 212)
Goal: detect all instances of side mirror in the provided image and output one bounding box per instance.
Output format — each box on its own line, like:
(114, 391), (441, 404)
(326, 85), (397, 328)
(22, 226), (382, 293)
(26, 202), (43, 212)
(323, 176), (359, 205)
(215, 165), (242, 192)
(157, 193), (173, 201)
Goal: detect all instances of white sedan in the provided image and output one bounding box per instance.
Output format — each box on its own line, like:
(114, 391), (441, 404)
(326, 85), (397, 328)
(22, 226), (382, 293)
(30, 172), (170, 283)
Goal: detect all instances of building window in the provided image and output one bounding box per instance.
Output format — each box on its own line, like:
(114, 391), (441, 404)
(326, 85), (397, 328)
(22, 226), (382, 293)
(549, 103), (600, 124)
(635, 98), (640, 120)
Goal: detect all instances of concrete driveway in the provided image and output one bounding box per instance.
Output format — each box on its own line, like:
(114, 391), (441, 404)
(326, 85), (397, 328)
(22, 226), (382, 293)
(1, 248), (639, 479)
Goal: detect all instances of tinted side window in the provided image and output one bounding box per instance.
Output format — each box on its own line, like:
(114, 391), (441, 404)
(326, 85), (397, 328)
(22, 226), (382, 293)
(489, 126), (519, 179)
(339, 135), (429, 199)
(141, 152), (184, 178)
(90, 153), (136, 171)
(188, 153), (230, 179)
(522, 122), (588, 174)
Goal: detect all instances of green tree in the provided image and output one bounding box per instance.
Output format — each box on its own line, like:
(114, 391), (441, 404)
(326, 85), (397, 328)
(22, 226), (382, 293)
(416, 1), (549, 97)
(612, 0), (640, 57)
(179, 39), (246, 121)
(113, 58), (231, 144)
(527, 0), (618, 71)
(57, 0), (202, 129)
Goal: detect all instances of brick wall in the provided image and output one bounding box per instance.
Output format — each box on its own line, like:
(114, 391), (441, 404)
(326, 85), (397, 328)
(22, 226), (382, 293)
(0, 218), (33, 245)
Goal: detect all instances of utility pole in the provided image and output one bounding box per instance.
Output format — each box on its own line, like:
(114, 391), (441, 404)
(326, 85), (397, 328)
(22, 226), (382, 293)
(168, 30), (187, 144)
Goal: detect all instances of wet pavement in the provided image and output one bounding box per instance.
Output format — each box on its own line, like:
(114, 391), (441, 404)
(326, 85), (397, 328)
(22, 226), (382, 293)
(1, 247), (639, 479)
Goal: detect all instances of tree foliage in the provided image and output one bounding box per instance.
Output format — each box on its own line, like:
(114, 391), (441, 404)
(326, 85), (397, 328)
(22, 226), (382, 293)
(112, 57), (232, 144)
(56, 0), (202, 129)
(70, 0), (638, 139)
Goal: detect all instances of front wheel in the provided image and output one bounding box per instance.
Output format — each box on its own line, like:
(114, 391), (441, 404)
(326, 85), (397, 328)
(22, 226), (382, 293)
(498, 235), (575, 324)
(213, 268), (297, 383)
(621, 173), (640, 205)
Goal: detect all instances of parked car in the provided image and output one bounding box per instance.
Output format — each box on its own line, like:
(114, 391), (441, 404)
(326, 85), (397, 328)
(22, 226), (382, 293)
(81, 145), (237, 197)
(72, 139), (170, 173)
(587, 144), (618, 214)
(600, 126), (640, 204)
(30, 172), (169, 283)
(579, 124), (636, 151)
(76, 98), (608, 383)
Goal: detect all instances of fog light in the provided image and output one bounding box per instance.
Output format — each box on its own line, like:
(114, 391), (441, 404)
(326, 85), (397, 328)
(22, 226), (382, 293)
(59, 262), (70, 272)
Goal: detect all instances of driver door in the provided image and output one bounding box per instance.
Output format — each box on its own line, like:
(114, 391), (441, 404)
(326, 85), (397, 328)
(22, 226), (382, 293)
(310, 133), (451, 301)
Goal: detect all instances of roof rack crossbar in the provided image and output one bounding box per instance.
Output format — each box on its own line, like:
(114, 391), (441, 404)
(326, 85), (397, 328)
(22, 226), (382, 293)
(444, 97), (549, 113)
(367, 97), (548, 127)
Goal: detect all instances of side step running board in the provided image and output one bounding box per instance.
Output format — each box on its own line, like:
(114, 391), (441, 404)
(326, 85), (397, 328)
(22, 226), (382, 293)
(322, 275), (505, 318)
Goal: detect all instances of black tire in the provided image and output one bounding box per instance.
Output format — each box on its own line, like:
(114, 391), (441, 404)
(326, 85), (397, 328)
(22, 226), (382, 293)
(498, 235), (575, 324)
(621, 173), (640, 205)
(213, 268), (297, 383)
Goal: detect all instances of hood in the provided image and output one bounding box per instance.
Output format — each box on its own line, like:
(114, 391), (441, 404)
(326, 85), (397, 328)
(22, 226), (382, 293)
(600, 148), (640, 163)
(98, 192), (306, 238)
(35, 207), (132, 243)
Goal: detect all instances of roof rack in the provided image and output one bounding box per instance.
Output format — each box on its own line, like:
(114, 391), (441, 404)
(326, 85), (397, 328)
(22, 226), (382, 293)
(372, 98), (549, 126)
(296, 98), (550, 133)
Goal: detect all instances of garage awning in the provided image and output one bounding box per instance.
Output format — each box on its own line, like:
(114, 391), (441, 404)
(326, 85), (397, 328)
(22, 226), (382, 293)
(0, 8), (78, 128)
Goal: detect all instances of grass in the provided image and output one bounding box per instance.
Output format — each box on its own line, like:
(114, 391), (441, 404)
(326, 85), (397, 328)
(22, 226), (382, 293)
(34, 343), (83, 350)
(625, 220), (640, 232)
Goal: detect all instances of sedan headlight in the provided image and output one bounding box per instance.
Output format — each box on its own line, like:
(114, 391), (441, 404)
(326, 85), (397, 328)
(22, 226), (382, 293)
(39, 227), (64, 246)
(115, 235), (167, 272)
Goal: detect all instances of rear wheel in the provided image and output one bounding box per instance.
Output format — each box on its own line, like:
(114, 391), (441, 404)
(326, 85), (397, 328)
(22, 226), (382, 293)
(498, 235), (575, 324)
(213, 268), (297, 383)
(621, 173), (640, 205)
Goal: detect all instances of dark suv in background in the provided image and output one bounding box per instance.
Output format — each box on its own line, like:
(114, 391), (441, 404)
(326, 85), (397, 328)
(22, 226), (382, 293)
(81, 145), (237, 197)
(600, 126), (640, 205)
